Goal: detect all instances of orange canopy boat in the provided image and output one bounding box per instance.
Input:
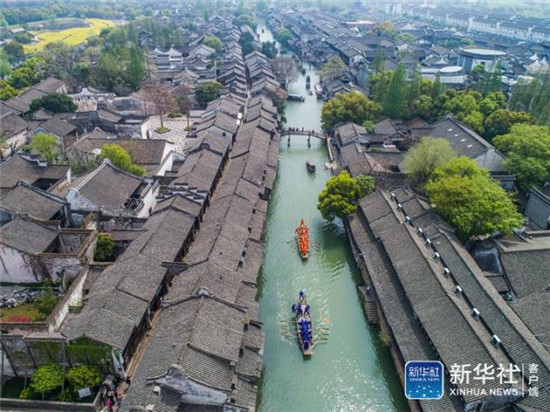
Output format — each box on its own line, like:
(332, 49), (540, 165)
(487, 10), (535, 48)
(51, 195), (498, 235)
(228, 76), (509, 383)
(295, 220), (309, 259)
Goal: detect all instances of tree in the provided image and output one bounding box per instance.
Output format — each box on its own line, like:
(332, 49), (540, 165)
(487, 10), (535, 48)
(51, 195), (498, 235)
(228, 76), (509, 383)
(403, 137), (456, 186)
(30, 363), (63, 399)
(30, 93), (77, 113)
(318, 171), (361, 221)
(383, 64), (407, 118)
(430, 72), (445, 99)
(320, 56), (346, 81)
(276, 27), (292, 46)
(321, 91), (381, 131)
(8, 66), (37, 89)
(0, 80), (18, 100)
(368, 70), (392, 103)
(203, 35), (222, 52)
(143, 80), (177, 129)
(100, 144), (146, 176)
(67, 365), (102, 391)
(493, 124), (550, 191)
(176, 95), (192, 126)
(426, 157), (523, 239)
(0, 48), (11, 79)
(371, 21), (397, 38)
(356, 175), (376, 197)
(195, 81), (222, 106)
(31, 133), (58, 164)
(272, 56), (299, 88)
(35, 287), (58, 317)
(3, 42), (24, 63)
(238, 32), (254, 55)
(372, 47), (385, 75)
(484, 110), (534, 140)
(261, 41), (278, 59)
(233, 14), (256, 30)
(94, 234), (117, 262)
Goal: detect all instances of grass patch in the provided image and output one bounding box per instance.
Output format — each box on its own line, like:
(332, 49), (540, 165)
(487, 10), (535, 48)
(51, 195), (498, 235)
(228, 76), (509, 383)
(24, 18), (116, 53)
(155, 126), (171, 133)
(0, 302), (46, 322)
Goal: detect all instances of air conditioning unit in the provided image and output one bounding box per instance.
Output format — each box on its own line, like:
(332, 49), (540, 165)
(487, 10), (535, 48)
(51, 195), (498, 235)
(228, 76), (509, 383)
(434, 252), (440, 261)
(426, 238), (432, 247)
(472, 308), (480, 320)
(491, 335), (501, 348)
(397, 203), (403, 210)
(417, 227), (423, 235)
(405, 216), (411, 223)
(443, 267), (450, 277)
(454, 285), (463, 296)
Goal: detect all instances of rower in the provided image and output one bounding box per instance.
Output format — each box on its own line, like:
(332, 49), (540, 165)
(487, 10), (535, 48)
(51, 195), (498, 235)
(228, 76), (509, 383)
(291, 304), (296, 312)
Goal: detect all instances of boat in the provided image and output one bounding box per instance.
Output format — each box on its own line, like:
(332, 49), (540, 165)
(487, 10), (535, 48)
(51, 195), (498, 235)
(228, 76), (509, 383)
(314, 84), (323, 99)
(306, 160), (316, 172)
(292, 291), (314, 356)
(287, 94), (305, 102)
(301, 67), (306, 75)
(307, 89), (313, 96)
(295, 219), (309, 259)
(305, 75), (311, 89)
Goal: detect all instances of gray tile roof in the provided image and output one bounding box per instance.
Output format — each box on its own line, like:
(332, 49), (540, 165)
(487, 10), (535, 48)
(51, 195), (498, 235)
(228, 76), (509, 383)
(70, 161), (143, 211)
(38, 116), (76, 137)
(0, 182), (65, 220)
(0, 154), (69, 191)
(0, 216), (58, 254)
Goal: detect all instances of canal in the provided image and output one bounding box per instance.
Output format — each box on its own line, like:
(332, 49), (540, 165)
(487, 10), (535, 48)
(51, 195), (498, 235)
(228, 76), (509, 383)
(257, 23), (409, 412)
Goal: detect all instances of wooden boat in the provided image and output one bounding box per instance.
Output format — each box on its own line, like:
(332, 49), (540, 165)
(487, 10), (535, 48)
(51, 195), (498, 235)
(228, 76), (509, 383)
(288, 94), (305, 102)
(295, 220), (309, 259)
(306, 160), (316, 172)
(293, 291), (314, 356)
(305, 75), (311, 89)
(314, 84), (323, 99)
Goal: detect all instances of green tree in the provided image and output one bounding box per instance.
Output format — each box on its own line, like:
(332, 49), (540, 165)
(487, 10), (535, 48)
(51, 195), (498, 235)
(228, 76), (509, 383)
(8, 66), (37, 89)
(321, 91), (381, 131)
(238, 32), (254, 55)
(493, 124), (550, 191)
(30, 363), (63, 399)
(30, 93), (77, 113)
(426, 157), (523, 239)
(3, 42), (24, 63)
(320, 56), (346, 81)
(276, 27), (292, 46)
(0, 79), (18, 100)
(261, 41), (278, 58)
(196, 81), (223, 106)
(66, 365), (103, 390)
(356, 175), (376, 197)
(203, 35), (223, 52)
(403, 137), (456, 186)
(0, 48), (11, 79)
(383, 64), (407, 118)
(484, 110), (534, 140)
(233, 14), (256, 30)
(372, 47), (385, 74)
(462, 111), (485, 135)
(368, 70), (392, 103)
(31, 133), (58, 163)
(430, 72), (445, 99)
(318, 171), (361, 221)
(94, 234), (117, 262)
(100, 144), (146, 176)
(35, 287), (58, 317)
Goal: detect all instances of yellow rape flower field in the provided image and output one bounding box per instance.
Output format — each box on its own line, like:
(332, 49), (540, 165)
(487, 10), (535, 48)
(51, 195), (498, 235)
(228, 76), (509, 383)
(24, 18), (116, 53)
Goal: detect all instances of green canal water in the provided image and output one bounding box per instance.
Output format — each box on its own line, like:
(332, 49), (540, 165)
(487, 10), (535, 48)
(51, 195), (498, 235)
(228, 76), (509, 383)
(256, 45), (409, 411)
